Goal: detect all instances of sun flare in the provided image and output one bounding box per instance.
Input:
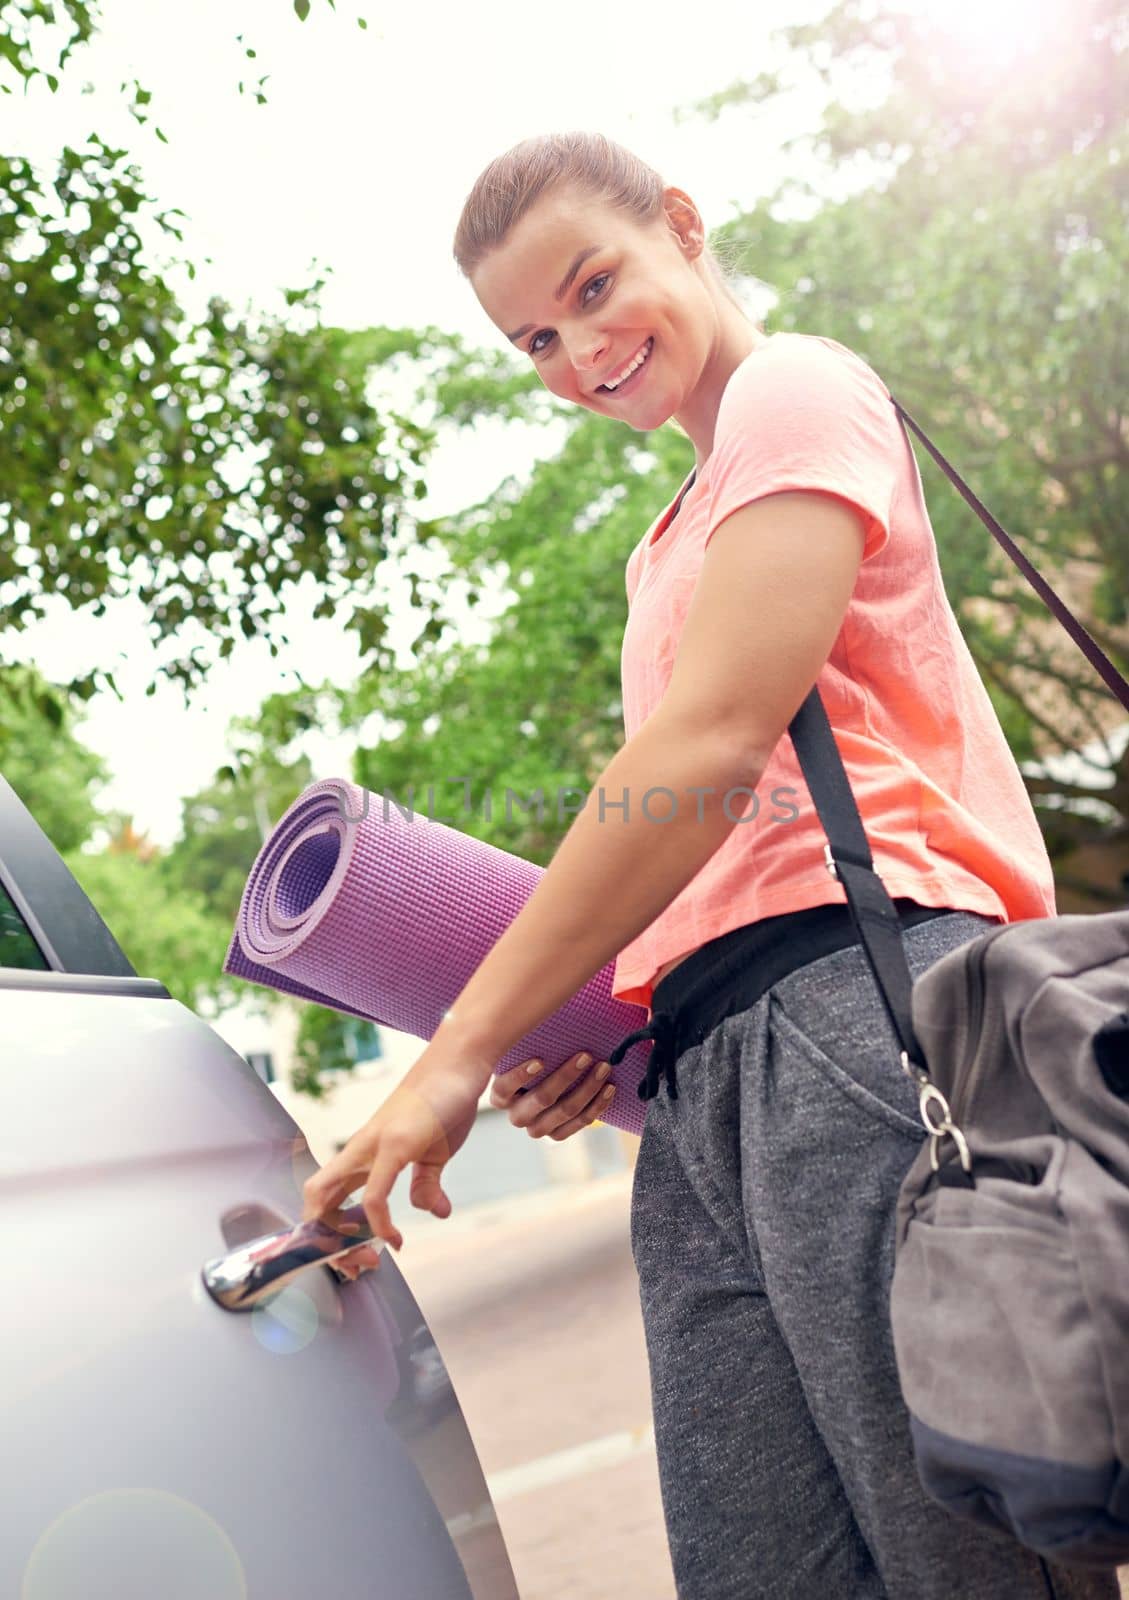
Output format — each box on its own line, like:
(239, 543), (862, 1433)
(914, 0), (1062, 68)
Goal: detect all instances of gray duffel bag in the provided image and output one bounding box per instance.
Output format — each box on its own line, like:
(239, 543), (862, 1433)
(783, 397), (1129, 1568)
(893, 913), (1129, 1566)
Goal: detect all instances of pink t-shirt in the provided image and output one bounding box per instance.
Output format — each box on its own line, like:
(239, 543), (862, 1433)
(612, 332), (1056, 1011)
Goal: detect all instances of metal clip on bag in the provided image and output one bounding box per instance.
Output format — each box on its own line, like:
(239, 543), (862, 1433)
(784, 396), (1129, 1569)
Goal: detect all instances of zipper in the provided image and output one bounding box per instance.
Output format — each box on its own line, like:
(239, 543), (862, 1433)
(946, 922), (1014, 1132)
(1036, 1554), (1058, 1598)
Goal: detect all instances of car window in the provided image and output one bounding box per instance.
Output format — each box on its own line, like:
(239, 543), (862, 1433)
(0, 878), (49, 970)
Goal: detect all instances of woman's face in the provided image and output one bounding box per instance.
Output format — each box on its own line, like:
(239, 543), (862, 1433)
(470, 185), (716, 432)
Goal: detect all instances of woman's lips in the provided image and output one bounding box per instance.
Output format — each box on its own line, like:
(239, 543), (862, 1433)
(598, 337), (654, 397)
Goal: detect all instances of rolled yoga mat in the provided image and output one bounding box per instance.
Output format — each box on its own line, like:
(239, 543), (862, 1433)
(223, 778), (654, 1135)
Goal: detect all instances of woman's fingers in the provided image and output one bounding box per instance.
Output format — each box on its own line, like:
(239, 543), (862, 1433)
(301, 1042), (492, 1253)
(333, 1243), (384, 1280)
(541, 1083), (616, 1141)
(301, 1103), (416, 1249)
(302, 1145), (371, 1232)
(495, 1051), (615, 1138)
(488, 1056), (549, 1109)
(409, 1157), (453, 1219)
(491, 1051), (592, 1120)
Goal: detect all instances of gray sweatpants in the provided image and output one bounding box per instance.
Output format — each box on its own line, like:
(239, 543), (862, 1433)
(629, 912), (1120, 1599)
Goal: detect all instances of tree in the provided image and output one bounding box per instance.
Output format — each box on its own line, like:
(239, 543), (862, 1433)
(1, 1), (569, 1081)
(1, 0), (442, 1064)
(0, 660), (235, 1004)
(290, 1005), (382, 1101)
(345, 404), (693, 864)
(64, 832), (228, 1004)
(0, 661), (105, 851)
(163, 691), (320, 920)
(697, 0), (1127, 901)
(2, 0), (427, 699)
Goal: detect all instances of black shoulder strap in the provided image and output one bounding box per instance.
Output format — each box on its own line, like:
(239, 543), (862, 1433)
(787, 689), (923, 1062)
(889, 396), (1129, 713)
(670, 469), (697, 520)
(786, 397), (1129, 1063)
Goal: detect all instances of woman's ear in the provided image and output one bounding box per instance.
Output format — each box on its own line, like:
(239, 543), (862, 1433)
(661, 187), (706, 259)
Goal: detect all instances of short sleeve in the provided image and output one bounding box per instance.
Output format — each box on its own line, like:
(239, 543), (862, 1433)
(704, 335), (903, 562)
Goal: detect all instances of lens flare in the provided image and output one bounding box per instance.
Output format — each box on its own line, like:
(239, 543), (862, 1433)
(251, 1283), (320, 1354)
(22, 1489), (246, 1600)
(917, 0), (1060, 67)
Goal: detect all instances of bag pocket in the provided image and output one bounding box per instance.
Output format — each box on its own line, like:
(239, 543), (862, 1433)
(891, 1209), (1126, 1565)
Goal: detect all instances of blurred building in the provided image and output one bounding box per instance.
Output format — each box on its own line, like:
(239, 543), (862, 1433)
(209, 996), (632, 1209)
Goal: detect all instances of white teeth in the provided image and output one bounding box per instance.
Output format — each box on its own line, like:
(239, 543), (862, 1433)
(603, 338), (652, 391)
(608, 342), (648, 387)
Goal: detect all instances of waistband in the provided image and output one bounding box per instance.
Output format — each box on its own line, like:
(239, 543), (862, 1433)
(607, 900), (953, 1105)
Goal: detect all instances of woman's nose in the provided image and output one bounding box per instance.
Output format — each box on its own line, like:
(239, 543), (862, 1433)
(560, 324), (608, 375)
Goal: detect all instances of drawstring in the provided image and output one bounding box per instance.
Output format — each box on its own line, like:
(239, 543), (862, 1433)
(608, 1009), (681, 1102)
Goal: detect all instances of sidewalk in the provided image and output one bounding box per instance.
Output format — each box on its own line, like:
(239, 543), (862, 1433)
(401, 1172), (677, 1600)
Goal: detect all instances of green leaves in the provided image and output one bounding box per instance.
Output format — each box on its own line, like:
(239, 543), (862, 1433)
(0, 1), (96, 92)
(291, 1006), (381, 1099)
(0, 664), (106, 853)
(291, 0), (362, 28)
(3, 1), (425, 705)
(65, 844), (231, 1006)
(342, 376), (693, 864)
(2, 129), (438, 696)
(701, 0), (1128, 902)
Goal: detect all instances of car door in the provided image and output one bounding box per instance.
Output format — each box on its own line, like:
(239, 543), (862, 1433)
(0, 777), (520, 1600)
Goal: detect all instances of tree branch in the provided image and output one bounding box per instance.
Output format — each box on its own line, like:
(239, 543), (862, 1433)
(1033, 447), (1123, 477)
(979, 656), (1099, 761)
(1024, 774), (1120, 804)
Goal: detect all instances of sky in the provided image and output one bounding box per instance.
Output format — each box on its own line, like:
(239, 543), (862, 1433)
(7, 0), (850, 844)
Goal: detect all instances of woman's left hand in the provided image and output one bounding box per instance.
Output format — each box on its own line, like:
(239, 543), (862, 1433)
(301, 1037), (495, 1251)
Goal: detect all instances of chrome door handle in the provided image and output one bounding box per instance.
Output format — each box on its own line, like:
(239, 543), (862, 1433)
(202, 1203), (381, 1312)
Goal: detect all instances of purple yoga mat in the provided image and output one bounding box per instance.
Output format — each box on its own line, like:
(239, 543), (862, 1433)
(223, 778), (653, 1135)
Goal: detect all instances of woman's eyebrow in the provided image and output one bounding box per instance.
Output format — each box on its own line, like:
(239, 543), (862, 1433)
(554, 245), (603, 301)
(506, 245), (604, 343)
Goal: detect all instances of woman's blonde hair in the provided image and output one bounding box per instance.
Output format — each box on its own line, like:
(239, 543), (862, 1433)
(454, 132), (662, 277)
(452, 131), (748, 313)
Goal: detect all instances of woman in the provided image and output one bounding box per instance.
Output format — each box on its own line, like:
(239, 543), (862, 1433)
(304, 133), (1116, 1599)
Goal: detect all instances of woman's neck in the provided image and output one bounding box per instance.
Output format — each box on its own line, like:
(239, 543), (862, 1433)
(678, 313), (768, 469)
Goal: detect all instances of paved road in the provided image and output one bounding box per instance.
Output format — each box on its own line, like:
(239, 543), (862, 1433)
(399, 1172), (1129, 1600)
(400, 1172), (677, 1600)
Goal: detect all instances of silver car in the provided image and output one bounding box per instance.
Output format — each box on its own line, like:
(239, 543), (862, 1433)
(0, 775), (520, 1599)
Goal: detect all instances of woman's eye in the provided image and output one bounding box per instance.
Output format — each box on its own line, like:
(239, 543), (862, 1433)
(527, 275), (610, 357)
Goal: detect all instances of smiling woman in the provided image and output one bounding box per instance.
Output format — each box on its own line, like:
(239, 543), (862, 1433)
(455, 134), (761, 455)
(300, 130), (1116, 1600)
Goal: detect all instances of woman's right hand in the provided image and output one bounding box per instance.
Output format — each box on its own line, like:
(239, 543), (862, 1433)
(489, 1051), (616, 1140)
